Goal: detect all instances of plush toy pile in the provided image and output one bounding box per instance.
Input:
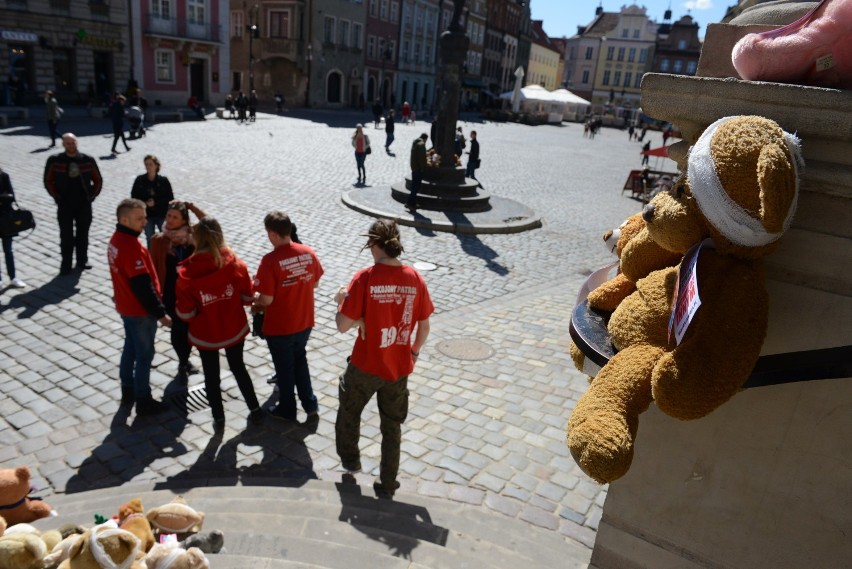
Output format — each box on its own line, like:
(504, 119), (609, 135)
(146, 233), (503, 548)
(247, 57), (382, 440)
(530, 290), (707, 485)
(0, 488), (222, 569)
(567, 115), (803, 484)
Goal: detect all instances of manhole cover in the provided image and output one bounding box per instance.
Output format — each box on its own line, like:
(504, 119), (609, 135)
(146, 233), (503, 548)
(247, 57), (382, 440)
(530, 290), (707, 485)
(436, 338), (494, 361)
(413, 261), (438, 271)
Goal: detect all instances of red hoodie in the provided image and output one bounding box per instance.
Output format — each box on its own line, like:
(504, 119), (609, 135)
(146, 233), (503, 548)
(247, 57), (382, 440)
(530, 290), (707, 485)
(175, 249), (253, 350)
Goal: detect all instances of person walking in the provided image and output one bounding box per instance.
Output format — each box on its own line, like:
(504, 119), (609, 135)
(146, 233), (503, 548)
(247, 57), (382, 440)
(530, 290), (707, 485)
(641, 140), (651, 166)
(372, 99), (383, 129)
(109, 93), (131, 154)
(0, 167), (27, 288)
(44, 133), (103, 275)
(407, 133), (428, 211)
(131, 155), (175, 246)
(175, 216), (263, 430)
(352, 124), (371, 185)
(126, 88), (148, 130)
(149, 200), (206, 382)
(385, 109), (395, 153)
(45, 90), (61, 148)
(108, 198), (172, 416)
(236, 92), (248, 123)
(401, 101), (411, 124)
(225, 94), (236, 119)
(465, 130), (480, 181)
(249, 90), (258, 122)
(253, 211), (324, 423)
(334, 218), (434, 497)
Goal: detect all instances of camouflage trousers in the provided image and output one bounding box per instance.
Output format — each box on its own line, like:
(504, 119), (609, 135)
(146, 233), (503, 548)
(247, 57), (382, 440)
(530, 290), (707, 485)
(335, 362), (409, 490)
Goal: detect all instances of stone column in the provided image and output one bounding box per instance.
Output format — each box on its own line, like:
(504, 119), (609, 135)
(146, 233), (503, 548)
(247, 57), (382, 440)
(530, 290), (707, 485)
(434, 6), (469, 167)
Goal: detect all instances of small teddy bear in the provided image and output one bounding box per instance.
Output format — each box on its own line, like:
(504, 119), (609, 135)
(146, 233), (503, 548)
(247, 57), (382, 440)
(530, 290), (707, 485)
(0, 467), (54, 526)
(146, 497), (204, 536)
(56, 523), (143, 569)
(0, 532), (47, 569)
(567, 115), (802, 484)
(144, 543), (210, 569)
(117, 498), (155, 553)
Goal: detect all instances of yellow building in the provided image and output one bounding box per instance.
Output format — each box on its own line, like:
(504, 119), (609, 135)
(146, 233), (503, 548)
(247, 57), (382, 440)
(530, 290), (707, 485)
(527, 20), (560, 90)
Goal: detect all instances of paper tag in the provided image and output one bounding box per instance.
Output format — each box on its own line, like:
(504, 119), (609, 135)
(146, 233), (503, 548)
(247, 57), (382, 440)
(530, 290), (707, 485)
(159, 533), (178, 545)
(815, 54), (835, 72)
(668, 239), (713, 345)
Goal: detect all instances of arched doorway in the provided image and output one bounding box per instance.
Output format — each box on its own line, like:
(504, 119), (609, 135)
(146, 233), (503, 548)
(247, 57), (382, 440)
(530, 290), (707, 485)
(381, 77), (391, 108)
(326, 71), (342, 104)
(367, 76), (376, 103)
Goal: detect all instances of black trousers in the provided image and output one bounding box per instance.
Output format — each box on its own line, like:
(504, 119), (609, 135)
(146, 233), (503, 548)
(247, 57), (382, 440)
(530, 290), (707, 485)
(199, 341), (260, 421)
(57, 199), (92, 272)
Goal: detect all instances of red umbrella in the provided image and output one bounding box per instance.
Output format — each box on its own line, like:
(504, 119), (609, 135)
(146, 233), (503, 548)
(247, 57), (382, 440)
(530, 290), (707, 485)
(641, 145), (669, 157)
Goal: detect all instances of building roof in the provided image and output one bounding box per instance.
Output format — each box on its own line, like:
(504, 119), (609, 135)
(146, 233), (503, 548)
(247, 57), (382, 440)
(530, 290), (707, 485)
(576, 12), (619, 39)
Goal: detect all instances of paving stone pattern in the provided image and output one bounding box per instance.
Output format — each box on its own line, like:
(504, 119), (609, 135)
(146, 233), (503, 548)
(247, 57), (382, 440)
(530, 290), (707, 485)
(0, 111), (669, 549)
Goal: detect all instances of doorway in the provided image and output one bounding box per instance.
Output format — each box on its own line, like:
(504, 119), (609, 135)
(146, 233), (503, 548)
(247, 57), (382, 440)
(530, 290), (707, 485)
(190, 59), (206, 101)
(93, 51), (111, 104)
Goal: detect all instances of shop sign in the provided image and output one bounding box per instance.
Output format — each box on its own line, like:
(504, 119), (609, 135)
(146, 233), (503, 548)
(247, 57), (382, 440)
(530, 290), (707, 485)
(2, 30), (39, 43)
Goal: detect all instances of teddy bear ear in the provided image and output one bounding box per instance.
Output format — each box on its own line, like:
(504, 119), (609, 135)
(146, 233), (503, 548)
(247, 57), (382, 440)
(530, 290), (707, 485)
(757, 141), (797, 234)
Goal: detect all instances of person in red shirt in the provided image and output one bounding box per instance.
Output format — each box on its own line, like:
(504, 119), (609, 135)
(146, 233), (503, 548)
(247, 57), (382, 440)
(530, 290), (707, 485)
(253, 211), (324, 423)
(175, 217), (263, 430)
(335, 218), (434, 497)
(108, 198), (172, 415)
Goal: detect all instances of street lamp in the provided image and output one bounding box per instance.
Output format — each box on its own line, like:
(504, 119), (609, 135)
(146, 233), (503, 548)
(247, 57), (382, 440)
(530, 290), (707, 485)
(304, 43), (312, 107)
(247, 4), (258, 91)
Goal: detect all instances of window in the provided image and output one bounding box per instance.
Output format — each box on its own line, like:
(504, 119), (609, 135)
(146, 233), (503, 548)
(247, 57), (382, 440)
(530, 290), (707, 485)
(338, 19), (350, 46)
(617, 47), (625, 61)
(624, 72), (632, 87)
(269, 10), (290, 38)
(585, 46), (593, 60)
(378, 37), (385, 59)
(602, 70), (610, 85)
(581, 69), (589, 83)
(424, 44), (431, 66)
(633, 28), (640, 38)
(151, 0), (170, 18)
(380, 0), (388, 20)
(606, 46), (614, 60)
(628, 47), (635, 62)
(660, 58), (670, 72)
(352, 23), (363, 49)
(232, 71), (242, 91)
(368, 36), (376, 58)
(414, 42), (421, 64)
(613, 71), (621, 86)
(369, 0), (377, 17)
(389, 40), (396, 62)
(391, 1), (398, 23)
(678, 39), (687, 50)
(621, 28), (628, 38)
(155, 50), (174, 82)
(634, 73), (642, 88)
(673, 59), (683, 73)
(686, 60), (697, 74)
(415, 6), (422, 29)
(639, 48), (647, 63)
(402, 40), (409, 62)
(323, 16), (335, 43)
(187, 0), (205, 23)
(231, 10), (243, 38)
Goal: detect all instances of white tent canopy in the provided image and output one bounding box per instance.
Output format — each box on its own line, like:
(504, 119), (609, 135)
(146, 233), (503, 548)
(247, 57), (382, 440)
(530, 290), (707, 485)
(499, 85), (591, 122)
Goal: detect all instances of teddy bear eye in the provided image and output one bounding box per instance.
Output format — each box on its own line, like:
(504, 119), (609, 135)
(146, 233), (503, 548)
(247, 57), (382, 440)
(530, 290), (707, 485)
(676, 184), (686, 197)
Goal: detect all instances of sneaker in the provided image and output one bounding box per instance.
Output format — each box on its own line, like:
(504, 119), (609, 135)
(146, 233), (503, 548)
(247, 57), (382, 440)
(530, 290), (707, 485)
(266, 373), (277, 385)
(373, 480), (400, 498)
(341, 460), (362, 473)
(9, 278), (26, 288)
(268, 405), (297, 423)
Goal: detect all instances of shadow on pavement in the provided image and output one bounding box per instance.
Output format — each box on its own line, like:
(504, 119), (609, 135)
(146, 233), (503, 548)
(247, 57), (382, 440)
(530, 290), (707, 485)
(336, 473), (448, 559)
(65, 404), (189, 494)
(446, 212), (508, 276)
(0, 273), (82, 318)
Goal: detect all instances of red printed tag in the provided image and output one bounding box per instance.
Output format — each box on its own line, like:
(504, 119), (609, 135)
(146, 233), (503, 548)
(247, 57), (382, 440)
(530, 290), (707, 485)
(668, 239), (713, 345)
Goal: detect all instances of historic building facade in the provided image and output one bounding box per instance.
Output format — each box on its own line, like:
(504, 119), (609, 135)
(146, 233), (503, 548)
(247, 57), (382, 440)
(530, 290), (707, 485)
(396, 0), (438, 112)
(365, 0), (399, 108)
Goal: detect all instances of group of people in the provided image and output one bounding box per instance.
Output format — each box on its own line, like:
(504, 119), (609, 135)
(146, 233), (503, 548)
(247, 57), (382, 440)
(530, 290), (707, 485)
(224, 90), (259, 122)
(30, 131), (434, 496)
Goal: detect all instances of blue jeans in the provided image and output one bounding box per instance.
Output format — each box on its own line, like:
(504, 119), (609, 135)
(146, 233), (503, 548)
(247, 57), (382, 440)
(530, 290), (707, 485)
(144, 216), (164, 246)
(385, 132), (394, 149)
(267, 328), (317, 419)
(465, 159), (478, 180)
(408, 171), (423, 207)
(120, 315), (157, 398)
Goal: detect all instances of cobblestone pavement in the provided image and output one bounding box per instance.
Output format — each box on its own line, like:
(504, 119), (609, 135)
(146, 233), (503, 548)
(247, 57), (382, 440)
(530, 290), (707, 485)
(0, 110), (673, 548)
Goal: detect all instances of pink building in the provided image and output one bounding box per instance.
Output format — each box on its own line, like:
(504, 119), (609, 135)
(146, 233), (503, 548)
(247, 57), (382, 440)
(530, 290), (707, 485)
(130, 0), (231, 107)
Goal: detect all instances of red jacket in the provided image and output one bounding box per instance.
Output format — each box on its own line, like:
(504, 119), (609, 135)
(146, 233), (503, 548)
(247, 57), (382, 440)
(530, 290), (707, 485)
(175, 249), (253, 350)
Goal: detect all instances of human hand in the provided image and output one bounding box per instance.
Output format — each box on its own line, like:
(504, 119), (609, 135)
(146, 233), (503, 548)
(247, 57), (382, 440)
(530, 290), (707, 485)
(334, 285), (348, 306)
(159, 315), (172, 328)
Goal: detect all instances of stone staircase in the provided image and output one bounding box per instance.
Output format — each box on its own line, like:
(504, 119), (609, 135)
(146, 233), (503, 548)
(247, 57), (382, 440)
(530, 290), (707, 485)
(33, 480), (592, 568)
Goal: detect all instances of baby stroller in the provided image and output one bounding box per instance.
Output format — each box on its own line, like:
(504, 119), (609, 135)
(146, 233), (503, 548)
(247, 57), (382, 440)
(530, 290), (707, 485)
(127, 106), (145, 139)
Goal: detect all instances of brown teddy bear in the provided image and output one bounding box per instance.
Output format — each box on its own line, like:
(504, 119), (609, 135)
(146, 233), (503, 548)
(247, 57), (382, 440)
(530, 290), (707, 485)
(0, 532), (47, 569)
(567, 115), (802, 484)
(144, 543), (210, 569)
(0, 467), (54, 526)
(117, 498), (155, 553)
(56, 523), (143, 569)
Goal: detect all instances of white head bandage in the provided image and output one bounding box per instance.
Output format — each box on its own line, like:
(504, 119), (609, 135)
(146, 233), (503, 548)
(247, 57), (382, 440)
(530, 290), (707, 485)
(89, 525), (140, 569)
(687, 116), (801, 247)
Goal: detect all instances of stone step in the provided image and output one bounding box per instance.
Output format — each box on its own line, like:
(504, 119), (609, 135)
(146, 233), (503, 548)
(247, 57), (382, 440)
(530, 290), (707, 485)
(206, 556), (322, 569)
(33, 481), (590, 568)
(391, 182), (492, 213)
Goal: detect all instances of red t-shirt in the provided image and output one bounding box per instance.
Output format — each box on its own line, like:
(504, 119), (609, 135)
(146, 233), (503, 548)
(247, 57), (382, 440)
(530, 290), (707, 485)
(108, 229), (162, 317)
(339, 263), (434, 382)
(254, 242), (324, 336)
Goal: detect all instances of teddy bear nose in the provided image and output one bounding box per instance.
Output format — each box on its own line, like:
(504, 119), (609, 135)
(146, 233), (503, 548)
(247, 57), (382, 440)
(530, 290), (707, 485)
(642, 203), (656, 223)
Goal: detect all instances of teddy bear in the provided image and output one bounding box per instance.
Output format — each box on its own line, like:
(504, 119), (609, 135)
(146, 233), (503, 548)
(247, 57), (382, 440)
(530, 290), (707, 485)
(117, 498), (155, 553)
(144, 543), (210, 569)
(0, 466), (54, 526)
(56, 523), (144, 569)
(146, 497), (204, 536)
(567, 115), (802, 484)
(0, 532), (47, 569)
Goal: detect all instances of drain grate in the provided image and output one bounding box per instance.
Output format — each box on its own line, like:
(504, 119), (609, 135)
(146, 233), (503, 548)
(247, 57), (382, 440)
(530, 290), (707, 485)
(436, 338), (494, 361)
(170, 384), (217, 414)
